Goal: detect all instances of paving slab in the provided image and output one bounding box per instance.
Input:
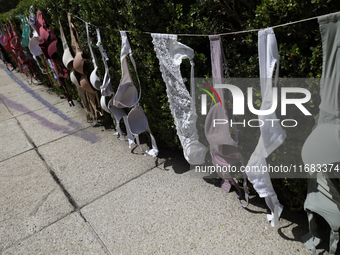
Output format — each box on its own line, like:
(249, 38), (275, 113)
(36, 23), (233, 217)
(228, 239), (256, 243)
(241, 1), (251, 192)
(0, 98), (13, 122)
(2, 213), (108, 255)
(0, 118), (33, 161)
(2, 87), (65, 117)
(0, 75), (42, 99)
(16, 100), (93, 147)
(81, 161), (316, 255)
(38, 127), (162, 207)
(0, 150), (74, 251)
(0, 81), (32, 99)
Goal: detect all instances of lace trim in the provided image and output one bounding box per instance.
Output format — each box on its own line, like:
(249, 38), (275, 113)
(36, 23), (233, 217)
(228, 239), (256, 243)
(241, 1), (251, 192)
(318, 110), (340, 126)
(318, 110), (340, 139)
(151, 35), (199, 147)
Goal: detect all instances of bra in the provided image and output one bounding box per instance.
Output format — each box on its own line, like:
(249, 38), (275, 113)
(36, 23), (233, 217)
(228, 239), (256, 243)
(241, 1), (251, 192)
(0, 29), (7, 46)
(27, 10), (42, 57)
(96, 28), (114, 96)
(67, 13), (95, 93)
(9, 21), (24, 52)
(9, 21), (28, 65)
(85, 23), (101, 90)
(119, 31), (158, 156)
(111, 31), (140, 108)
(67, 13), (85, 74)
(58, 18), (74, 70)
(36, 10), (63, 63)
(20, 15), (30, 48)
(3, 26), (12, 52)
(36, 10), (50, 59)
(204, 101), (248, 206)
(127, 105), (158, 157)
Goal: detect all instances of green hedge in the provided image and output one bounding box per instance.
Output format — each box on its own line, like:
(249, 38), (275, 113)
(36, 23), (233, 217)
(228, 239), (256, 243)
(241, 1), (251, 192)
(1, 0), (339, 208)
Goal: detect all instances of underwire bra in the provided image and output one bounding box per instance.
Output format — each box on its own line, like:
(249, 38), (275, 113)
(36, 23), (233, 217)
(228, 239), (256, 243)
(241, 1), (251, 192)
(68, 13), (85, 74)
(96, 28), (114, 96)
(85, 23), (101, 90)
(67, 13), (102, 119)
(58, 18), (73, 70)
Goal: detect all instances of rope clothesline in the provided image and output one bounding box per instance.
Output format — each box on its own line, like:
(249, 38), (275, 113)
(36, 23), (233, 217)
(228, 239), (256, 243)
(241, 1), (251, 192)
(69, 10), (340, 37)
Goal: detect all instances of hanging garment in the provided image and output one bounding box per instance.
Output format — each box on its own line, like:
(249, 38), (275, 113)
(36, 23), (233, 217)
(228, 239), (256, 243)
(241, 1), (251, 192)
(95, 27), (114, 97)
(301, 12), (340, 255)
(58, 17), (93, 121)
(117, 31), (158, 156)
(95, 27), (130, 143)
(58, 18), (74, 71)
(104, 30), (136, 148)
(108, 31), (158, 156)
(204, 35), (249, 207)
(8, 21), (27, 65)
(20, 15), (30, 48)
(27, 12), (54, 76)
(151, 33), (207, 164)
(0, 28), (7, 46)
(85, 23), (101, 90)
(67, 13), (102, 116)
(245, 28), (286, 227)
(3, 25), (12, 52)
(36, 9), (73, 106)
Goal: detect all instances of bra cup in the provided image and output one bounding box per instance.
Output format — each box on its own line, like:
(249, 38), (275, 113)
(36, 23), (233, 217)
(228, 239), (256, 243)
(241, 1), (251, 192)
(127, 106), (147, 135)
(38, 27), (49, 45)
(100, 73), (115, 96)
(62, 48), (74, 70)
(114, 82), (138, 108)
(108, 97), (127, 120)
(74, 52), (84, 74)
(29, 37), (42, 56)
(90, 67), (101, 90)
(10, 37), (22, 51)
(204, 102), (236, 167)
(205, 103), (236, 147)
(100, 96), (110, 113)
(70, 70), (80, 87)
(0, 34), (7, 46)
(47, 40), (58, 59)
(79, 73), (95, 93)
(169, 40), (195, 65)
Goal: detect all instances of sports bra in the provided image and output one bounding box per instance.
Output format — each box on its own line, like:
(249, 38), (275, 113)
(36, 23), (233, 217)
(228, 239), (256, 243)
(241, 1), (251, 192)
(85, 23), (101, 90)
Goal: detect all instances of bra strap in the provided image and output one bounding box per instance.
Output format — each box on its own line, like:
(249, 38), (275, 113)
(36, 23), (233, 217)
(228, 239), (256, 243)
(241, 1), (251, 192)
(96, 28), (112, 93)
(58, 18), (69, 52)
(85, 23), (98, 69)
(213, 154), (249, 207)
(119, 31), (142, 107)
(134, 125), (159, 157)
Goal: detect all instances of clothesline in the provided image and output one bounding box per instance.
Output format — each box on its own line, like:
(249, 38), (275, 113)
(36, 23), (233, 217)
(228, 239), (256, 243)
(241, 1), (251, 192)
(68, 10), (340, 37)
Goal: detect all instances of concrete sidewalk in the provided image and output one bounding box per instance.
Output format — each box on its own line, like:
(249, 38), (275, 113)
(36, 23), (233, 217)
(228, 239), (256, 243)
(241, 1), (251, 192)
(0, 64), (328, 254)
